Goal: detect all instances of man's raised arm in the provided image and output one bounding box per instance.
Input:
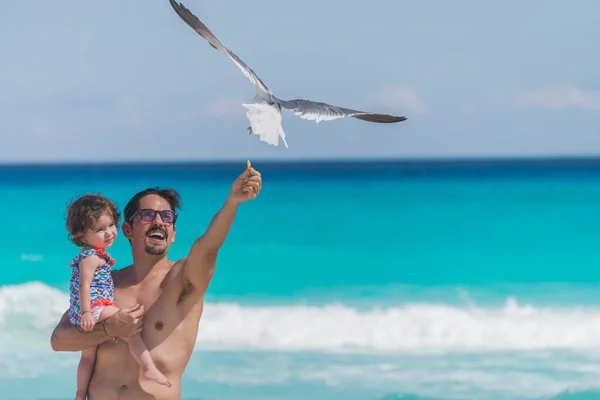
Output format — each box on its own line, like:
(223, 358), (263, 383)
(50, 305), (144, 352)
(182, 166), (262, 295)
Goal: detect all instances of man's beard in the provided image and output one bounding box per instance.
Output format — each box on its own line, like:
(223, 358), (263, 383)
(145, 242), (167, 255)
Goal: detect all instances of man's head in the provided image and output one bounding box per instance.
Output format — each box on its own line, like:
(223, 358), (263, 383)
(122, 188), (182, 256)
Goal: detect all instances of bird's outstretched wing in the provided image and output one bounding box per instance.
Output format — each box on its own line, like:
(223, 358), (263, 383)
(169, 0), (271, 95)
(278, 99), (407, 123)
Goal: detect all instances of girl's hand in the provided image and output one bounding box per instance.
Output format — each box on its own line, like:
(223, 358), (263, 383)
(81, 312), (95, 331)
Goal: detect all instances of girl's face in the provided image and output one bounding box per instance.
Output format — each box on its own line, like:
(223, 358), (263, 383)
(82, 211), (118, 249)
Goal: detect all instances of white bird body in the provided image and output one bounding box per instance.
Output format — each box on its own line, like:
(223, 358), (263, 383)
(242, 102), (288, 148)
(169, 0), (407, 148)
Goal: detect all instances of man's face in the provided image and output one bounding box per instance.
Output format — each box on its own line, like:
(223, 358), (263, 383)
(125, 194), (177, 256)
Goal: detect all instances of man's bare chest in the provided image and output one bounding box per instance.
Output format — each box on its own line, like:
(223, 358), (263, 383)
(111, 267), (181, 312)
(114, 283), (175, 331)
(111, 274), (200, 350)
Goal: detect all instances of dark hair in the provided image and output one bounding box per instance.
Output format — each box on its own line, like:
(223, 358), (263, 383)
(66, 194), (120, 247)
(123, 187), (182, 224)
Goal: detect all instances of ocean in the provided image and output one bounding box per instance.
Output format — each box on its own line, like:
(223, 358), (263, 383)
(2, 158), (600, 400)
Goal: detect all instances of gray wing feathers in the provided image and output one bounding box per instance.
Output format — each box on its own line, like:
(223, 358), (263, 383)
(279, 99), (407, 123)
(169, 0), (270, 94)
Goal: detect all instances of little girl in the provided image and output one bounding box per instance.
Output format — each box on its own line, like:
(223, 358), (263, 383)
(65, 193), (172, 400)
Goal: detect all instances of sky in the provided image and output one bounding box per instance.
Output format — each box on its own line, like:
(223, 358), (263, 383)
(1, 0), (599, 163)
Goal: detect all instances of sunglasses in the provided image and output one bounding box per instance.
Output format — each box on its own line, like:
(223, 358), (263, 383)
(129, 209), (178, 224)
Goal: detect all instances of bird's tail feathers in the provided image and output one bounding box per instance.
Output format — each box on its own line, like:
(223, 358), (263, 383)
(242, 103), (289, 148)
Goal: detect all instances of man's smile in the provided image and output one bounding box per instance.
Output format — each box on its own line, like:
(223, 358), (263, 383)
(147, 227), (167, 241)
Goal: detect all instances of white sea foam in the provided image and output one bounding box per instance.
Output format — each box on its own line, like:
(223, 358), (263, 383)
(199, 298), (600, 353)
(3, 282), (600, 354)
(19, 254), (43, 262)
(4, 282), (600, 399)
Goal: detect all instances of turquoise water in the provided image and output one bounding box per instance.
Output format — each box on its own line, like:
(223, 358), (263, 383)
(2, 159), (600, 399)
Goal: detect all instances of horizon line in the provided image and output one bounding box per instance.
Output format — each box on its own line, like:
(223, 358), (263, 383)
(2, 154), (600, 169)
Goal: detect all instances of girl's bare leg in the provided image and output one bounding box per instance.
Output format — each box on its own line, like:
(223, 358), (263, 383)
(99, 306), (172, 388)
(74, 346), (97, 400)
(123, 333), (172, 387)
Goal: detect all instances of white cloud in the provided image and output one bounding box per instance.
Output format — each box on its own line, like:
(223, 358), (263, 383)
(515, 86), (600, 111)
(202, 96), (245, 118)
(369, 86), (427, 115)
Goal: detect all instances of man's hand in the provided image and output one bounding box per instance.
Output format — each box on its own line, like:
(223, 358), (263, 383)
(228, 167), (261, 204)
(102, 304), (144, 338)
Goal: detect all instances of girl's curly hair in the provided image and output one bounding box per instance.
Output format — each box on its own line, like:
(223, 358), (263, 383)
(66, 193), (120, 247)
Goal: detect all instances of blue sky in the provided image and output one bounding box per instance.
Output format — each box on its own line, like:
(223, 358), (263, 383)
(1, 0), (599, 162)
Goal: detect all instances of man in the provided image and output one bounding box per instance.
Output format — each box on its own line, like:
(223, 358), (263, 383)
(50, 165), (262, 400)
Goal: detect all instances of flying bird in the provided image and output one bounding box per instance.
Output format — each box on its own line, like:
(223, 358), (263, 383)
(168, 0), (407, 148)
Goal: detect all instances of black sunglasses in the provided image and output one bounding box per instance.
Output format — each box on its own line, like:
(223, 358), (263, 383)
(128, 209), (178, 224)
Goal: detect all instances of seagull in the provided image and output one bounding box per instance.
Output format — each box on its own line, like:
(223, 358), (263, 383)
(168, 0), (407, 148)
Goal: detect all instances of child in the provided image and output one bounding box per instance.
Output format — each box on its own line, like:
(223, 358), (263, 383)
(65, 193), (172, 400)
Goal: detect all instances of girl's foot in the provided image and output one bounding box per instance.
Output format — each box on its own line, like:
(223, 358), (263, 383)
(143, 367), (173, 388)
